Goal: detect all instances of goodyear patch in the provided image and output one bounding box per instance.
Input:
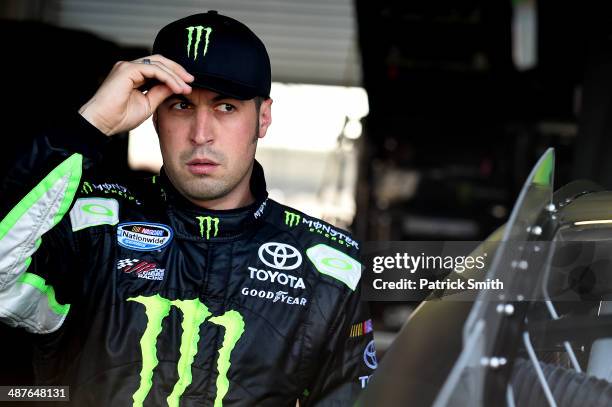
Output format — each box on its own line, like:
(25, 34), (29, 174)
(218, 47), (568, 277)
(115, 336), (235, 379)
(117, 222), (173, 251)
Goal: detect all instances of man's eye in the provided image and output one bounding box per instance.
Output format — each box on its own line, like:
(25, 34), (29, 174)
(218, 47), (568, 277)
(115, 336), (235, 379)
(171, 102), (191, 110)
(216, 103), (235, 112)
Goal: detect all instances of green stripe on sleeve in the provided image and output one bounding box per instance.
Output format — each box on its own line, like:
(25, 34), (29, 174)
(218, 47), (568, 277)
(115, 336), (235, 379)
(17, 273), (70, 316)
(0, 153), (83, 240)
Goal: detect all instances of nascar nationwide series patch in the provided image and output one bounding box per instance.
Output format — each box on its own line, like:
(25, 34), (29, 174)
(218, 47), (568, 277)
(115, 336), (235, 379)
(117, 222), (173, 251)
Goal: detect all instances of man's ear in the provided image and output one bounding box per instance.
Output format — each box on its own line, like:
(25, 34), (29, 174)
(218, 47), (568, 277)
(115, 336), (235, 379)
(258, 98), (273, 139)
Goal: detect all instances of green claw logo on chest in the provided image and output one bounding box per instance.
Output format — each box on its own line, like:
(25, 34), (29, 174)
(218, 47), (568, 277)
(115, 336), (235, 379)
(196, 216), (219, 239)
(284, 211), (301, 227)
(128, 294), (245, 407)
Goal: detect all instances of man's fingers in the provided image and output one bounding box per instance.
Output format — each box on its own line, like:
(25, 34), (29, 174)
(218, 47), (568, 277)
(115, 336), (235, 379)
(145, 59), (191, 88)
(146, 83), (175, 113)
(78, 55), (194, 136)
(132, 55), (194, 83)
(149, 54), (195, 82)
(129, 62), (191, 94)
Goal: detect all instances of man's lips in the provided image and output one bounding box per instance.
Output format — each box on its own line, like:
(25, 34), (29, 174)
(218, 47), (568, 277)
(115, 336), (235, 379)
(186, 158), (219, 175)
(187, 158), (218, 165)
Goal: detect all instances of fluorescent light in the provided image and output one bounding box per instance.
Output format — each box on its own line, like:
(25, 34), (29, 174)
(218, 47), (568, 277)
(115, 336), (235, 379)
(574, 220), (612, 226)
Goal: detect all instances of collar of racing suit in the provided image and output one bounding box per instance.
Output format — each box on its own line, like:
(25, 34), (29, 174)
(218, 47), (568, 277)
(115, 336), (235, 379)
(157, 159), (270, 241)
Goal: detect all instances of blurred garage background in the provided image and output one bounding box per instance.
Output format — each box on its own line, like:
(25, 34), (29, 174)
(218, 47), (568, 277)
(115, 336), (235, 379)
(1, 0), (611, 385)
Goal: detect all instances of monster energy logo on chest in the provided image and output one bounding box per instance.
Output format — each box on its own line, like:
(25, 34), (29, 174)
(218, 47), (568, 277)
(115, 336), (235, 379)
(284, 210), (301, 227)
(186, 26), (213, 60)
(197, 216), (219, 239)
(128, 294), (245, 407)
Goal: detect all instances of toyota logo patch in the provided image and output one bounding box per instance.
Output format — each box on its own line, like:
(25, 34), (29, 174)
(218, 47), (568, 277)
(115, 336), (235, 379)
(258, 242), (303, 270)
(363, 340), (378, 370)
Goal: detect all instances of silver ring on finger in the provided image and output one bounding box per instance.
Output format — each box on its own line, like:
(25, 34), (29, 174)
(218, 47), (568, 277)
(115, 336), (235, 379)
(142, 58), (151, 65)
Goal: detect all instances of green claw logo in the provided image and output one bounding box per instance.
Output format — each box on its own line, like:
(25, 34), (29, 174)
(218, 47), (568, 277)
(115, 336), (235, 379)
(81, 181), (93, 194)
(196, 216), (219, 239)
(186, 26), (213, 60)
(284, 211), (301, 227)
(129, 294), (244, 407)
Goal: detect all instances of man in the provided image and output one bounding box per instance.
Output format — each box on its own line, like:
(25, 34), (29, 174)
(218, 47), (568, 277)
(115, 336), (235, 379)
(0, 11), (375, 406)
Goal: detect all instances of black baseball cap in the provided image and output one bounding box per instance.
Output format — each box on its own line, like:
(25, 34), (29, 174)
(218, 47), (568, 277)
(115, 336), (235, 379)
(153, 11), (271, 100)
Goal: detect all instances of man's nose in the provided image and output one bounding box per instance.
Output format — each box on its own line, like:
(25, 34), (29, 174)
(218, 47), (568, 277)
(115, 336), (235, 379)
(191, 108), (215, 145)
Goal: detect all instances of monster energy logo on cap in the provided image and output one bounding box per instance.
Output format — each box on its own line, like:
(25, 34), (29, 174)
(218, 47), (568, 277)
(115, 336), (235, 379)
(197, 216), (219, 239)
(284, 211), (301, 227)
(128, 294), (244, 407)
(186, 26), (212, 60)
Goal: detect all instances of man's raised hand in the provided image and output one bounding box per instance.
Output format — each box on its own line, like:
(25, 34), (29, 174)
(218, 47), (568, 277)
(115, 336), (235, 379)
(79, 54), (194, 136)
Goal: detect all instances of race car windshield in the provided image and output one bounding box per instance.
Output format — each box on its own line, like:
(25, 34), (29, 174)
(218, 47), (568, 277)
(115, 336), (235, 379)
(432, 148), (555, 407)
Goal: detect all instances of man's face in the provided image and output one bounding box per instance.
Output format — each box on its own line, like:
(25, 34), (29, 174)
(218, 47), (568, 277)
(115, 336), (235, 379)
(154, 88), (272, 209)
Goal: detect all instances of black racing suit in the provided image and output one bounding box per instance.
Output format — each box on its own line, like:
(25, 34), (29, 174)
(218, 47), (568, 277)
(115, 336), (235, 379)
(0, 113), (376, 406)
